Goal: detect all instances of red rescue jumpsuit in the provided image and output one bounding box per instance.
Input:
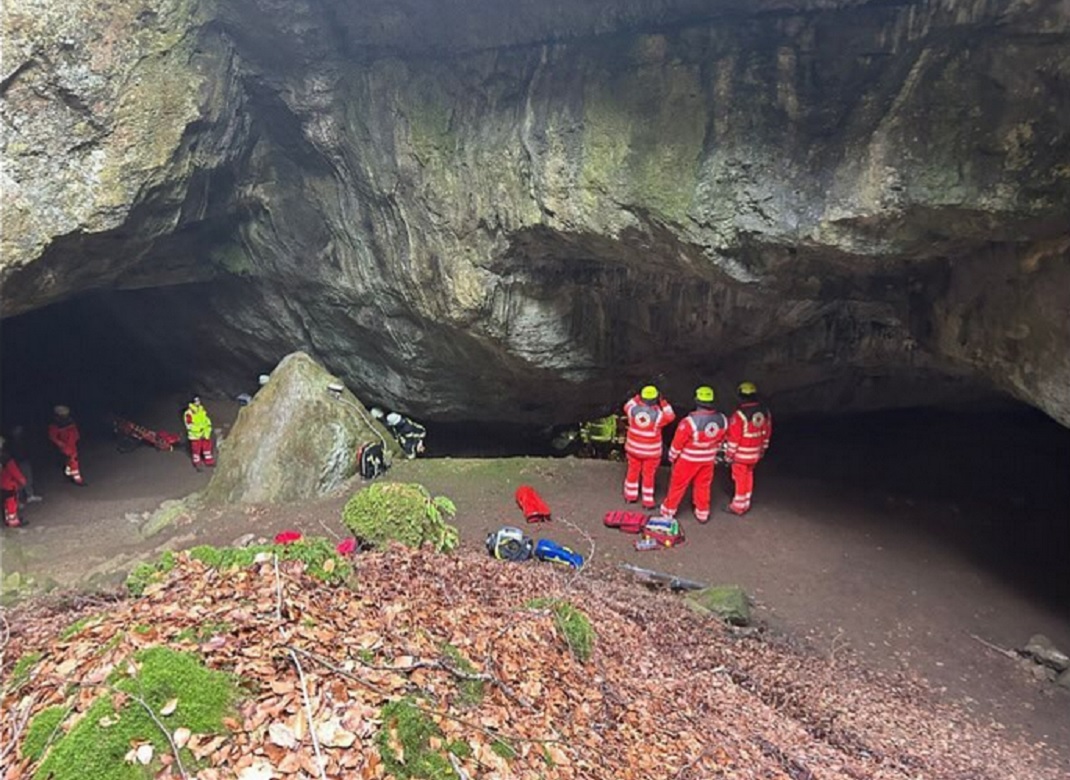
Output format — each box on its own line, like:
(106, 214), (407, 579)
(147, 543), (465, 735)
(1, 456), (27, 527)
(660, 408), (728, 523)
(725, 400), (773, 514)
(1, 453), (26, 526)
(622, 395), (675, 509)
(48, 417), (85, 485)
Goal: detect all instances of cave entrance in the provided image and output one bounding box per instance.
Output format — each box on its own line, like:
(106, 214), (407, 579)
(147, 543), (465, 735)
(0, 290), (244, 534)
(766, 406), (1070, 604)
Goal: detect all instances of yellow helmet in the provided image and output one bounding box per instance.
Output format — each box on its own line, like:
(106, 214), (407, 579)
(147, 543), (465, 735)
(737, 381), (758, 397)
(640, 385), (659, 401)
(695, 386), (715, 403)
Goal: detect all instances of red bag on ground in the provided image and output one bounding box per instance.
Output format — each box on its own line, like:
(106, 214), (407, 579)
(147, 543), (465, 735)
(638, 527), (686, 548)
(515, 485), (552, 523)
(603, 510), (648, 534)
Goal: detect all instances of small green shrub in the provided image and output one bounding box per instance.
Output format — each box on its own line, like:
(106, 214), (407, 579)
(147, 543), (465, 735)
(377, 698), (454, 780)
(342, 483), (459, 552)
(526, 599), (595, 663)
(33, 647), (238, 780)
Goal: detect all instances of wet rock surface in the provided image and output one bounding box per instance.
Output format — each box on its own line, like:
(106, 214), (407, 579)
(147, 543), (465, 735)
(2, 0), (1069, 426)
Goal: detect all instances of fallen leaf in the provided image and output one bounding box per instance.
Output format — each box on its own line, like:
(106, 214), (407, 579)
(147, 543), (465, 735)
(136, 743), (155, 765)
(268, 721), (297, 749)
(160, 697), (178, 716)
(316, 717), (356, 748)
(174, 727), (192, 748)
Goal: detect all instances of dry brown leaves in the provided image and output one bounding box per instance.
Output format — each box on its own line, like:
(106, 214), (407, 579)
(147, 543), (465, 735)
(0, 547), (1062, 780)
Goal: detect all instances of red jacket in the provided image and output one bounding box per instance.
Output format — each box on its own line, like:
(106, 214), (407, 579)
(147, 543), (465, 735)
(623, 395), (675, 460)
(0, 458), (26, 492)
(726, 401), (773, 465)
(669, 408), (728, 464)
(48, 419), (81, 457)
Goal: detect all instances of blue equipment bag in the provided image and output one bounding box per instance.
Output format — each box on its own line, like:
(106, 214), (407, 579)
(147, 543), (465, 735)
(533, 538), (584, 569)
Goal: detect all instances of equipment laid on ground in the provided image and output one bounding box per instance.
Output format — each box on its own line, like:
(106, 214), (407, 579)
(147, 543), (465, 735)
(636, 516), (686, 550)
(113, 416), (182, 453)
(603, 510), (648, 534)
(515, 485), (552, 522)
(533, 538), (584, 569)
(618, 563), (707, 591)
(357, 442), (389, 479)
(486, 526), (534, 561)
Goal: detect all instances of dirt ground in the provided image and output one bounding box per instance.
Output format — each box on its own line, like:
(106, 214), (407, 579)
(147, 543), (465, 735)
(2, 399), (1068, 771)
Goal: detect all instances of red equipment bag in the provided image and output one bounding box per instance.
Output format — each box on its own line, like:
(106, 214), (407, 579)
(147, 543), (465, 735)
(638, 527), (686, 549)
(603, 510), (648, 534)
(515, 485), (551, 523)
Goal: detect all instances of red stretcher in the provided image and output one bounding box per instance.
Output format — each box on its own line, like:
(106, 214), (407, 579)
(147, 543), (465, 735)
(113, 416), (182, 452)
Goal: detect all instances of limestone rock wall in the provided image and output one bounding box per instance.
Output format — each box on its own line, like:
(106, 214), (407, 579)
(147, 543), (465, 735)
(2, 0), (1068, 425)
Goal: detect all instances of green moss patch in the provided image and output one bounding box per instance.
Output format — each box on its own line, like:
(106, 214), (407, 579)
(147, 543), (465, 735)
(125, 551), (177, 596)
(440, 644), (484, 708)
(377, 698), (457, 780)
(33, 647), (238, 780)
(23, 705), (67, 763)
(8, 650), (44, 692)
(188, 536), (351, 584)
(526, 599), (596, 663)
(342, 483), (459, 552)
(59, 614), (104, 640)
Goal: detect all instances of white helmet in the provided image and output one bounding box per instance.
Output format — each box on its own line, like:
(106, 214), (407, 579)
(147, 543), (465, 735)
(258, 374), (270, 386)
(370, 407), (385, 420)
(386, 412), (402, 426)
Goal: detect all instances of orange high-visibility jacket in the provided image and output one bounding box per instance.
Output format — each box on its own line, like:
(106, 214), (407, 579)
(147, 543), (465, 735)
(623, 395), (675, 460)
(726, 401), (773, 464)
(48, 419), (80, 457)
(669, 408), (728, 464)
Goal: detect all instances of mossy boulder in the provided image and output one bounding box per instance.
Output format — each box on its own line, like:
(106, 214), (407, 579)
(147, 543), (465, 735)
(685, 585), (751, 626)
(204, 352), (397, 503)
(342, 483), (458, 552)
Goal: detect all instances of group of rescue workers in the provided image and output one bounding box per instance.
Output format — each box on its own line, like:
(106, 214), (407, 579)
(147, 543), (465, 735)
(620, 381), (772, 520)
(0, 397), (218, 528)
(3, 381), (767, 530)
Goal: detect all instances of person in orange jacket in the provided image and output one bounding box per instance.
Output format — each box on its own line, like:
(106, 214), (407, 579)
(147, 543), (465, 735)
(660, 386), (728, 524)
(1, 441), (28, 527)
(48, 405), (86, 486)
(725, 382), (773, 515)
(622, 385), (675, 509)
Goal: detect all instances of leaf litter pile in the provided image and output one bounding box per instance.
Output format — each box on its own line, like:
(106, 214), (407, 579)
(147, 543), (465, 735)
(1, 547), (1060, 779)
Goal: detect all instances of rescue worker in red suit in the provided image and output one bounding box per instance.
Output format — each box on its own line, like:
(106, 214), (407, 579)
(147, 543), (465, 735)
(1, 440), (28, 527)
(623, 385), (675, 509)
(183, 396), (215, 471)
(659, 386), (727, 524)
(48, 405), (86, 486)
(725, 382), (773, 515)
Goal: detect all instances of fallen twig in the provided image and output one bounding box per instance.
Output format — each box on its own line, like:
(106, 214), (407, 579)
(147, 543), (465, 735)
(120, 687), (191, 780)
(287, 645), (566, 748)
(968, 633), (1019, 660)
(448, 752), (472, 780)
(288, 649), (328, 780)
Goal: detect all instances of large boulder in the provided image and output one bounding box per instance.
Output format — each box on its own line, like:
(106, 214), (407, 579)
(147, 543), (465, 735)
(204, 352), (396, 504)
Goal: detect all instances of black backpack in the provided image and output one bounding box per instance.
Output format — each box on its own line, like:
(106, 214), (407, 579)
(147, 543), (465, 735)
(357, 442), (388, 479)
